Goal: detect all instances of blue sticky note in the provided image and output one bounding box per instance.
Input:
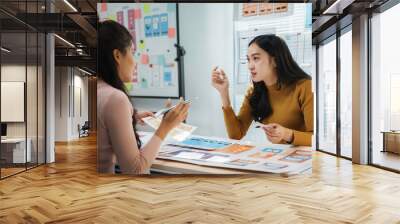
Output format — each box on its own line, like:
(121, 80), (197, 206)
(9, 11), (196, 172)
(160, 13), (168, 36)
(167, 3), (176, 12)
(144, 16), (152, 37)
(152, 15), (160, 37)
(164, 71), (172, 83)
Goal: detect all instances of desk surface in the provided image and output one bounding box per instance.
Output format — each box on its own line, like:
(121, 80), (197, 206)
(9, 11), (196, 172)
(152, 145), (311, 175)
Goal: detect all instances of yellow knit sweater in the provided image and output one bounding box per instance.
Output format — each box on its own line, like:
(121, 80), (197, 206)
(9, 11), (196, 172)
(222, 79), (313, 146)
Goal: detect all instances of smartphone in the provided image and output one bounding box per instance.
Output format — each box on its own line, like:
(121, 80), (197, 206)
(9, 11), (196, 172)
(154, 100), (191, 117)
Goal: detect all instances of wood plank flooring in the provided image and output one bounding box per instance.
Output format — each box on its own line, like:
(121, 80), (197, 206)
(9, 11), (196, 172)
(1, 134), (400, 223)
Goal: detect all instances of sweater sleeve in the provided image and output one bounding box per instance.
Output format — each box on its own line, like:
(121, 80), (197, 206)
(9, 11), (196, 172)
(222, 87), (254, 139)
(292, 80), (314, 146)
(103, 91), (162, 174)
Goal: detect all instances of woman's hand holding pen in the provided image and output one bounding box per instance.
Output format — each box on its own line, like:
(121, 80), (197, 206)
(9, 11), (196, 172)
(155, 98), (190, 140)
(135, 111), (155, 125)
(211, 66), (231, 108)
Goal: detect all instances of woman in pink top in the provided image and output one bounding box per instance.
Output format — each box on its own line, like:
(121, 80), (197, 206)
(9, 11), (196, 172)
(97, 20), (189, 174)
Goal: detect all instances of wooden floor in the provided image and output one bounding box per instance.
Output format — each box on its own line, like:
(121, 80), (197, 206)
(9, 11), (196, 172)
(373, 150), (400, 171)
(1, 135), (400, 223)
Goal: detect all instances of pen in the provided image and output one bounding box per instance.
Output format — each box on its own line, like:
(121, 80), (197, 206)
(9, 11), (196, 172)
(154, 100), (191, 117)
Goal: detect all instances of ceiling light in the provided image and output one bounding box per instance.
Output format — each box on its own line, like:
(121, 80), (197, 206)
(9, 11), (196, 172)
(323, 0), (354, 15)
(78, 67), (92, 76)
(63, 0), (78, 12)
(1, 47), (11, 53)
(54, 34), (75, 48)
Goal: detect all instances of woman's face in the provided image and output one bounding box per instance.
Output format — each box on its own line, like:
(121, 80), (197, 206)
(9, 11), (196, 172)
(247, 43), (277, 83)
(114, 43), (137, 83)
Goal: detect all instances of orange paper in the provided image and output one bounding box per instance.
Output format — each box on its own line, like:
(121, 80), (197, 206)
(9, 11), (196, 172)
(141, 54), (149, 64)
(168, 28), (176, 38)
(216, 144), (254, 154)
(101, 3), (107, 12)
(134, 9), (141, 19)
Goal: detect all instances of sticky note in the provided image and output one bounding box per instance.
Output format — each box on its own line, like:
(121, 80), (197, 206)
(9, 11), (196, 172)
(108, 14), (116, 21)
(100, 3), (107, 12)
(125, 82), (133, 91)
(167, 3), (176, 12)
(143, 4), (150, 14)
(141, 54), (149, 64)
(168, 28), (176, 38)
(158, 55), (166, 66)
(139, 40), (145, 50)
(134, 9), (141, 19)
(117, 11), (124, 25)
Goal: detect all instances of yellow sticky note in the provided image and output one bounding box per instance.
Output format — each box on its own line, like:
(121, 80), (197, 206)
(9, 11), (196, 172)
(139, 41), (145, 50)
(143, 4), (150, 14)
(125, 82), (133, 91)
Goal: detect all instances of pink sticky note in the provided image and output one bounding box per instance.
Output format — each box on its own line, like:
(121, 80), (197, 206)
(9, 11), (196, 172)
(128, 9), (135, 30)
(134, 9), (141, 19)
(141, 54), (149, 64)
(117, 11), (124, 25)
(168, 28), (176, 38)
(101, 3), (107, 12)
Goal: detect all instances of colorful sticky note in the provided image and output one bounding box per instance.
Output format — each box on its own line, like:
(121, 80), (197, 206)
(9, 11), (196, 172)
(167, 3), (176, 12)
(143, 4), (150, 14)
(158, 55), (166, 66)
(141, 54), (149, 64)
(100, 3), (107, 12)
(117, 11), (124, 25)
(128, 9), (135, 30)
(125, 82), (133, 91)
(134, 9), (141, 19)
(139, 40), (145, 50)
(168, 28), (176, 39)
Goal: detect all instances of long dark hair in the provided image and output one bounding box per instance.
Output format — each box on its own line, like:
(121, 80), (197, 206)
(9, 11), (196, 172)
(98, 20), (142, 148)
(248, 34), (311, 122)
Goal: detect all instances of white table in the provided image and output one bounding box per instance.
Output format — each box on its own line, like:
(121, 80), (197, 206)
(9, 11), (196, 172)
(1, 138), (31, 163)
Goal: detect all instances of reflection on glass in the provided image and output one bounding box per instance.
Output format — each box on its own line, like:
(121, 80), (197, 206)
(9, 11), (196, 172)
(27, 32), (38, 169)
(371, 3), (400, 171)
(1, 31), (27, 177)
(340, 30), (352, 158)
(318, 38), (337, 154)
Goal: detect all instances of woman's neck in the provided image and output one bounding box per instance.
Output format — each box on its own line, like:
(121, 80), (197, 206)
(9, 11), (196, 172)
(263, 73), (278, 86)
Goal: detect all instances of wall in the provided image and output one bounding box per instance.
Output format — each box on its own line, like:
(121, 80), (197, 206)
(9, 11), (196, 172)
(54, 67), (89, 141)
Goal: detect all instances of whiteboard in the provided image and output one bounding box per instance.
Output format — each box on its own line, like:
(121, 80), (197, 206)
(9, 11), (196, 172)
(97, 3), (181, 98)
(1, 82), (25, 122)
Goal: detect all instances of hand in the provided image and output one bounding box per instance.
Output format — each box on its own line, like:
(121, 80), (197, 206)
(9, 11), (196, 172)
(135, 111), (154, 125)
(165, 98), (172, 108)
(155, 100), (190, 139)
(211, 66), (229, 95)
(261, 123), (294, 144)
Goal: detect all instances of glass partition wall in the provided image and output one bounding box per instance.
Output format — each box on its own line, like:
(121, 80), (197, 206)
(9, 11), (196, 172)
(0, 0), (46, 179)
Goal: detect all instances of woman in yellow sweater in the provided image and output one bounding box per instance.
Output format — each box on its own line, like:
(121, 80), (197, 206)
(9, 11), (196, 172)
(211, 34), (313, 146)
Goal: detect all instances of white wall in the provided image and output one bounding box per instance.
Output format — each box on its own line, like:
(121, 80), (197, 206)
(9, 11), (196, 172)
(54, 67), (89, 141)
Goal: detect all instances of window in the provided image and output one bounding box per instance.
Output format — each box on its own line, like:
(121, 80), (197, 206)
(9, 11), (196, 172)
(339, 28), (352, 158)
(317, 36), (337, 154)
(371, 2), (400, 171)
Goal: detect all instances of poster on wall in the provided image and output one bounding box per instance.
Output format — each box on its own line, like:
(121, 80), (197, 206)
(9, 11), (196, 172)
(97, 3), (181, 98)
